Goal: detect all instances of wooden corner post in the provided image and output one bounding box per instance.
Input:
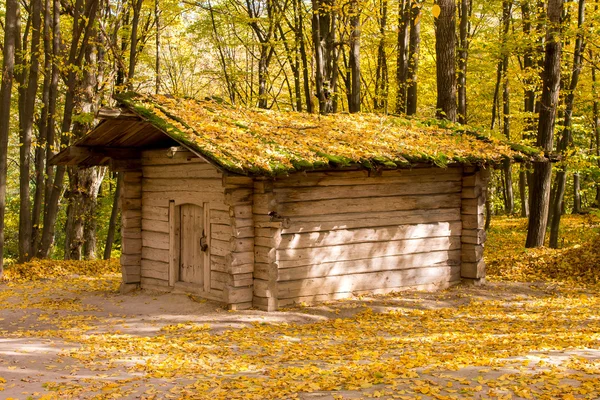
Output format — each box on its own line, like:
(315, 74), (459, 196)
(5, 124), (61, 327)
(223, 175), (255, 310)
(461, 166), (490, 283)
(120, 169), (143, 292)
(252, 179), (281, 311)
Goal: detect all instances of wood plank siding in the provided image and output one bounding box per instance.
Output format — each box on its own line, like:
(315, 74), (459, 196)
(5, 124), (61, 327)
(253, 168), (465, 310)
(139, 149), (230, 302)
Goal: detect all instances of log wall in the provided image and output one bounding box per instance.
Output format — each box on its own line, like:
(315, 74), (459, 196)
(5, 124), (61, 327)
(120, 170), (142, 288)
(139, 148), (229, 302)
(266, 168), (464, 307)
(460, 166), (490, 281)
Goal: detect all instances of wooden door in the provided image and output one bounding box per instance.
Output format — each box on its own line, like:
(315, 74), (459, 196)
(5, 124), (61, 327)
(179, 204), (205, 285)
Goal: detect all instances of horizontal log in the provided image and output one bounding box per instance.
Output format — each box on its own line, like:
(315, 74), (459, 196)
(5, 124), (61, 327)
(141, 260), (169, 281)
(274, 168), (461, 188)
(225, 188), (253, 205)
(210, 255), (228, 273)
(120, 254), (141, 266)
(223, 175), (254, 187)
(123, 171), (142, 182)
(462, 197), (485, 215)
(142, 247), (169, 263)
(278, 194), (461, 217)
(275, 181), (461, 203)
(122, 228), (142, 239)
(462, 229), (486, 245)
(278, 266), (460, 299)
(462, 186), (484, 199)
(277, 236), (461, 267)
(211, 238), (230, 257)
(142, 206), (169, 222)
(141, 192), (227, 209)
(277, 279), (460, 307)
(278, 222), (461, 250)
(461, 259), (485, 279)
(277, 250), (461, 281)
(278, 209), (461, 234)
(141, 276), (171, 288)
(255, 245), (276, 264)
(253, 193), (277, 215)
(231, 218), (253, 230)
(462, 213), (485, 230)
(143, 178), (223, 193)
(122, 184), (142, 199)
(142, 231), (170, 250)
(462, 243), (484, 263)
(172, 282), (224, 302)
(226, 251), (254, 266)
(143, 163), (221, 179)
(230, 204), (253, 219)
(225, 286), (253, 303)
(122, 238), (142, 254)
(211, 210), (232, 225)
(142, 218), (169, 234)
(212, 224), (232, 241)
(121, 198), (142, 211)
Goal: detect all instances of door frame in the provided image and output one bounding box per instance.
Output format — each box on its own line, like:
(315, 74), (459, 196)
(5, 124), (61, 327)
(169, 200), (211, 292)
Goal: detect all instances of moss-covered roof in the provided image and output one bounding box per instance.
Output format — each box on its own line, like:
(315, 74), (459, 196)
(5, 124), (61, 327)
(116, 92), (540, 176)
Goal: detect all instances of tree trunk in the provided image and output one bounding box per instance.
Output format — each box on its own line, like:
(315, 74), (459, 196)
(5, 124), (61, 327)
(155, 0), (160, 94)
(518, 168), (528, 217)
(32, 0), (54, 256)
(395, 0), (409, 114)
(298, 0), (313, 113)
(0, 0), (18, 275)
(572, 173), (581, 214)
(312, 0), (337, 114)
(38, 0), (99, 258)
(104, 173), (122, 260)
(457, 0), (470, 123)
(374, 0), (388, 111)
(127, 0), (143, 90)
(434, 0), (457, 121)
(548, 0), (585, 249)
(500, 0), (513, 214)
(593, 51), (600, 207)
(526, 0), (562, 248)
(18, 0), (43, 262)
(348, 0), (361, 113)
(406, 0), (420, 115)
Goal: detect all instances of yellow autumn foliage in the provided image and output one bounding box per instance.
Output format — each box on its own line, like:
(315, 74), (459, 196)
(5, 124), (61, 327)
(2, 258), (120, 283)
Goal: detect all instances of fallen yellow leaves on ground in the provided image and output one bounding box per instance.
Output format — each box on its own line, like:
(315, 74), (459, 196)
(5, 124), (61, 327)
(0, 215), (599, 399)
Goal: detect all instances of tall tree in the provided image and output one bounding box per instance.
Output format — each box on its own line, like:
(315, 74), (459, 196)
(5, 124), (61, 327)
(525, 0), (563, 248)
(548, 0), (585, 248)
(457, 0), (470, 123)
(17, 0), (43, 262)
(0, 0), (19, 274)
(501, 0), (514, 215)
(406, 0), (420, 115)
(312, 0), (339, 114)
(348, 0), (361, 113)
(395, 0), (409, 113)
(374, 0), (388, 111)
(38, 0), (100, 258)
(434, 0), (457, 121)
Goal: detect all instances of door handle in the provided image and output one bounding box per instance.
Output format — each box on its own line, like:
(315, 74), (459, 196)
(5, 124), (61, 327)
(200, 230), (208, 252)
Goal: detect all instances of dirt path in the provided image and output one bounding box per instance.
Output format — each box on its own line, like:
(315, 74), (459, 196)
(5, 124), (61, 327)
(1, 276), (599, 399)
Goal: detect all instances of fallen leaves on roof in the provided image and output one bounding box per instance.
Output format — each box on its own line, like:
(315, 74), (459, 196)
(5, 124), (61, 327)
(116, 93), (540, 175)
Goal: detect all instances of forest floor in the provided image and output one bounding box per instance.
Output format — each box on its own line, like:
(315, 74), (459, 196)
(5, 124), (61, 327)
(1, 214), (599, 400)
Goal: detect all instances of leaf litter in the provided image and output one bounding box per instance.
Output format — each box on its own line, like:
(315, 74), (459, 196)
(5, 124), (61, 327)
(0, 214), (599, 399)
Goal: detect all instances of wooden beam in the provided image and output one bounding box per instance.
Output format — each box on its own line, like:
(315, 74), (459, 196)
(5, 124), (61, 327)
(97, 108), (140, 121)
(50, 146), (142, 165)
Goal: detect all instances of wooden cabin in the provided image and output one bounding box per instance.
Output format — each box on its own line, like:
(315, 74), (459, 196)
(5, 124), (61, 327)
(52, 93), (531, 311)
